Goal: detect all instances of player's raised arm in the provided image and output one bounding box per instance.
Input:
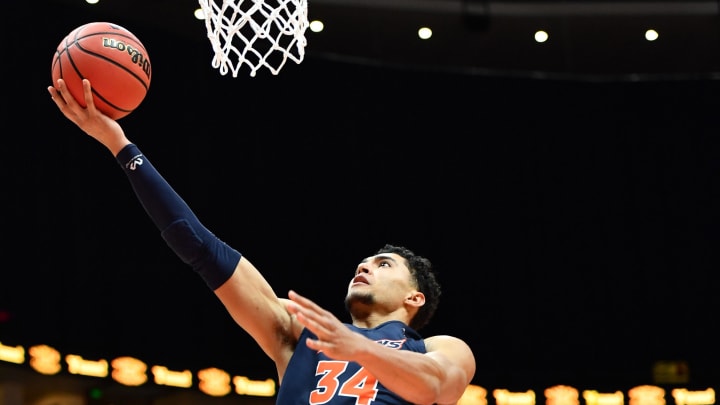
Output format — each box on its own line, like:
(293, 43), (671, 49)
(48, 78), (299, 378)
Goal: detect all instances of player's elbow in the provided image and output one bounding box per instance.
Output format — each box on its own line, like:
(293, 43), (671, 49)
(408, 383), (444, 405)
(431, 367), (473, 405)
(402, 372), (452, 405)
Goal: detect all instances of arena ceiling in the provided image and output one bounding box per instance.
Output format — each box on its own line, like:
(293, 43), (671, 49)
(42, 0), (720, 80)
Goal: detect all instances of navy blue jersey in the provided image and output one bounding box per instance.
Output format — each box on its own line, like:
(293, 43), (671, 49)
(276, 320), (427, 405)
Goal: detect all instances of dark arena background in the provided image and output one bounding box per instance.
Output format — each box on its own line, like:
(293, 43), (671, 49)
(2, 0), (719, 404)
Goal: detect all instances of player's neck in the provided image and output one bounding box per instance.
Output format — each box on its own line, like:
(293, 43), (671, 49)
(351, 311), (409, 329)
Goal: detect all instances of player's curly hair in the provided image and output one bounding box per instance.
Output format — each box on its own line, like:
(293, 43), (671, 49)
(375, 244), (441, 331)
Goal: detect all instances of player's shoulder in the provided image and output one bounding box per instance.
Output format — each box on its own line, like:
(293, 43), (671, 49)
(423, 334), (472, 351)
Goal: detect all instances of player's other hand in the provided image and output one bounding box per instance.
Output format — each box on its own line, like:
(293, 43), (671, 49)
(286, 290), (371, 361)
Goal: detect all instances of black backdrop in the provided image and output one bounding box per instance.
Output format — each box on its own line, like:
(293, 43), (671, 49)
(2, 0), (719, 397)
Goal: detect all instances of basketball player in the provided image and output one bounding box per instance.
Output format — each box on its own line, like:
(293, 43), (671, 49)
(48, 78), (476, 405)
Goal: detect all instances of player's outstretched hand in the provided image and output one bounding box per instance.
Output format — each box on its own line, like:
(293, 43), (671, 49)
(286, 290), (373, 361)
(48, 78), (130, 155)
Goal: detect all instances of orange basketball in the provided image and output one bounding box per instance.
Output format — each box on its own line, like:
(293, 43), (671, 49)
(51, 22), (152, 120)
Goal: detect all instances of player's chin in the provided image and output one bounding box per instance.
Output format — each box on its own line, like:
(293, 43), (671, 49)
(345, 290), (373, 306)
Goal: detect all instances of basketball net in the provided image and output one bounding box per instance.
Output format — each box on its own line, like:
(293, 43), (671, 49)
(198, 0), (309, 77)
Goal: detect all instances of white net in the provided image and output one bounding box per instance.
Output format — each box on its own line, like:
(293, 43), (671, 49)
(198, 0), (309, 77)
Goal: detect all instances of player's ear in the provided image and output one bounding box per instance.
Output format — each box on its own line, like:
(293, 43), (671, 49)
(405, 291), (425, 308)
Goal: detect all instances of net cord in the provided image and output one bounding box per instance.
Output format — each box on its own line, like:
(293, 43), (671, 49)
(199, 0), (309, 77)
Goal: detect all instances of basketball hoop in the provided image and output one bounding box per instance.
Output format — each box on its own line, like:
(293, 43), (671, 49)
(198, 0), (309, 77)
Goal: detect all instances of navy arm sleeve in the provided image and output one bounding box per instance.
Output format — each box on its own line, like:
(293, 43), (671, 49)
(116, 143), (241, 290)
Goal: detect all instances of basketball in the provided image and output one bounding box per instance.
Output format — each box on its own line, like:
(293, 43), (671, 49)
(51, 22), (152, 120)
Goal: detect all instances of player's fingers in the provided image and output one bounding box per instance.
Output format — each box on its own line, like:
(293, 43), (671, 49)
(47, 86), (66, 108)
(289, 300), (321, 325)
(288, 290), (325, 312)
(48, 82), (83, 121)
(290, 303), (336, 338)
(54, 79), (75, 106)
(304, 337), (324, 352)
(293, 308), (322, 333)
(81, 79), (98, 113)
(288, 291), (336, 326)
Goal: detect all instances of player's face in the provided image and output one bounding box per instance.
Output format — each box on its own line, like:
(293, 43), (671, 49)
(345, 253), (416, 308)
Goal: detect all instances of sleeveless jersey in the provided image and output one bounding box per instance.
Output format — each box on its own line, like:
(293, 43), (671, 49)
(276, 320), (427, 405)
